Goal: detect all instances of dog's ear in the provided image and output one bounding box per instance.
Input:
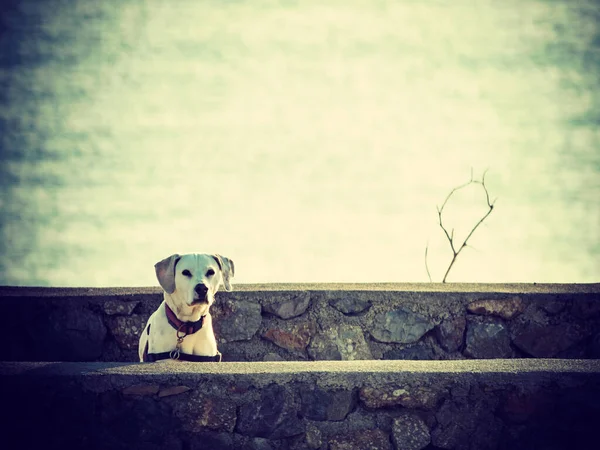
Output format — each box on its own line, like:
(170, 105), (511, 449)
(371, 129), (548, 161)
(155, 254), (181, 294)
(212, 254), (235, 292)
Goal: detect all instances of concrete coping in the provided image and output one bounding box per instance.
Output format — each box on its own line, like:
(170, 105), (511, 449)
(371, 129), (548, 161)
(1, 282), (599, 297)
(2, 359), (600, 377)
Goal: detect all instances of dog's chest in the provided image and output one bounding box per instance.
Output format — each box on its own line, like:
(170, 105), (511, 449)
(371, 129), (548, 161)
(179, 322), (217, 356)
(149, 315), (218, 356)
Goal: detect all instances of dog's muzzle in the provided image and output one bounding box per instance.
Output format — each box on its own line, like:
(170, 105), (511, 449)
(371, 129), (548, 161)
(193, 284), (209, 304)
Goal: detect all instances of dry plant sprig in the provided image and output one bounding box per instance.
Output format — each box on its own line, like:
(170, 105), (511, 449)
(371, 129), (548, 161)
(426, 169), (497, 283)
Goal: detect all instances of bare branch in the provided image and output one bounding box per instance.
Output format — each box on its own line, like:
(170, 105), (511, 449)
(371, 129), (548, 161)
(428, 170), (496, 283)
(425, 242), (432, 283)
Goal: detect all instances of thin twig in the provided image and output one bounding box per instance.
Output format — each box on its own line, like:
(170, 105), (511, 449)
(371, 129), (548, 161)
(432, 170), (496, 283)
(425, 242), (432, 283)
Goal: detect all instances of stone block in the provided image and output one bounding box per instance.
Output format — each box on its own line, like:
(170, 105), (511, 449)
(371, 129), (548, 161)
(158, 386), (192, 398)
(329, 297), (372, 315)
(309, 324), (372, 361)
(371, 308), (436, 344)
(263, 292), (311, 319)
(590, 332), (600, 358)
(391, 414), (431, 450)
(105, 315), (147, 350)
(540, 299), (566, 315)
(122, 384), (160, 396)
(467, 296), (525, 320)
(170, 391), (236, 433)
(41, 307), (107, 361)
(571, 298), (600, 318)
(299, 385), (356, 421)
(435, 316), (466, 352)
(464, 317), (511, 359)
(263, 353), (285, 361)
(304, 422), (322, 449)
(359, 385), (442, 410)
(383, 340), (437, 360)
(500, 390), (551, 424)
(103, 299), (139, 316)
(328, 428), (391, 450)
(308, 333), (342, 360)
(189, 432), (234, 450)
(262, 322), (315, 353)
(510, 319), (585, 358)
(215, 299), (262, 342)
(236, 384), (304, 439)
(432, 397), (502, 450)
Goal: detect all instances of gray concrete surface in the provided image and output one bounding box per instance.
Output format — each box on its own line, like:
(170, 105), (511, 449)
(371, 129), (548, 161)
(2, 359), (600, 377)
(2, 282), (600, 296)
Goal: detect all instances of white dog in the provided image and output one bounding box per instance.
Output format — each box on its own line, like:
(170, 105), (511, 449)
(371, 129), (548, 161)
(139, 253), (234, 362)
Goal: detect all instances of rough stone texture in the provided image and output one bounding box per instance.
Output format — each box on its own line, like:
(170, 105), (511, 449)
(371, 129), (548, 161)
(2, 359), (600, 450)
(371, 308), (436, 344)
(158, 385), (192, 398)
(309, 325), (372, 361)
(243, 437), (280, 450)
(391, 414), (431, 450)
(262, 322), (315, 353)
(194, 398), (237, 433)
(97, 393), (179, 447)
(336, 325), (373, 360)
(540, 299), (566, 315)
(511, 321), (584, 358)
(329, 297), (372, 315)
(359, 385), (442, 410)
(122, 384), (160, 396)
(42, 307), (108, 361)
(214, 299), (262, 342)
(500, 390), (552, 424)
(299, 385), (356, 421)
(383, 340), (438, 360)
(308, 333), (342, 360)
(572, 298), (600, 318)
(170, 391), (237, 433)
(0, 284), (598, 363)
(435, 316), (466, 352)
(304, 422), (322, 449)
(105, 315), (147, 350)
(236, 384), (304, 439)
(464, 317), (512, 359)
(263, 353), (285, 362)
(103, 299), (140, 316)
(189, 432), (234, 450)
(432, 396), (503, 450)
(262, 292), (311, 319)
(591, 332), (600, 358)
(467, 296), (525, 320)
(510, 309), (586, 358)
(329, 428), (392, 450)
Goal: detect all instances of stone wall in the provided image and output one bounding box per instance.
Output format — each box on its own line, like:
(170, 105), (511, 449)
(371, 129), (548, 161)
(1, 283), (599, 362)
(1, 359), (599, 450)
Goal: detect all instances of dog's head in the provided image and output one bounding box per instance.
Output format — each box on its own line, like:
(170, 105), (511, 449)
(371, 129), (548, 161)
(154, 253), (235, 317)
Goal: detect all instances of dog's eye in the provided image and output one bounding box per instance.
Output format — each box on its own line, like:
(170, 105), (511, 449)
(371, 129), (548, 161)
(182, 270), (192, 277)
(206, 269), (215, 277)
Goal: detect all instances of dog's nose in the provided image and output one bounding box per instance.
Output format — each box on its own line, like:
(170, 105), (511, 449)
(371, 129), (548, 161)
(194, 284), (208, 296)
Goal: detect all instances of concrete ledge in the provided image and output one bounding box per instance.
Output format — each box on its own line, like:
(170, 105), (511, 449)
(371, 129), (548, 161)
(3, 359), (600, 377)
(1, 283), (599, 362)
(2, 282), (599, 295)
(1, 359), (599, 449)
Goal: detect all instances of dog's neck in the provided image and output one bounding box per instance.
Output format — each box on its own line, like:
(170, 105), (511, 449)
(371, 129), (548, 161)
(163, 293), (209, 323)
